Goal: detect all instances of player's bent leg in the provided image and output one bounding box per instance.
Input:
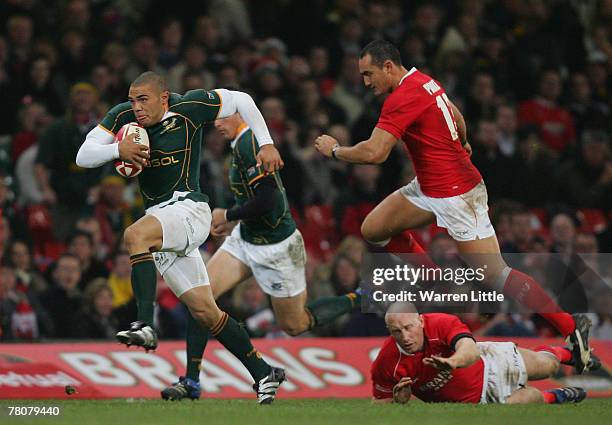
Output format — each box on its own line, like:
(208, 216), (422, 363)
(116, 215), (164, 345)
(181, 286), (285, 404)
(163, 250), (252, 400)
(180, 285), (224, 328)
(456, 235), (589, 372)
(518, 348), (560, 381)
(455, 234), (508, 277)
(208, 249), (252, 299)
(123, 215), (164, 254)
(270, 291), (311, 336)
(507, 385), (587, 404)
(505, 386), (545, 404)
(361, 190), (435, 244)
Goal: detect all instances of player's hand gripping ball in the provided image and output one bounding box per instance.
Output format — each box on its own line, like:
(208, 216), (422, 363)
(114, 122), (150, 177)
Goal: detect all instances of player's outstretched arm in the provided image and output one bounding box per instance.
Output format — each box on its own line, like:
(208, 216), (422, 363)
(423, 338), (480, 370)
(314, 127), (397, 164)
(214, 89), (283, 172)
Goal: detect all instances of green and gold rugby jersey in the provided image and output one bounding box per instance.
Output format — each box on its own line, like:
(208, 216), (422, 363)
(99, 89), (222, 208)
(230, 125), (295, 245)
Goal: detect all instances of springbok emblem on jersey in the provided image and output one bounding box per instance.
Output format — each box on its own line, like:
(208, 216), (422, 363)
(160, 117), (179, 134)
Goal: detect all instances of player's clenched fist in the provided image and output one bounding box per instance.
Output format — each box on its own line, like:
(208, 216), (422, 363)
(314, 134), (339, 158)
(119, 133), (149, 166)
(256, 144), (284, 172)
(211, 208), (234, 237)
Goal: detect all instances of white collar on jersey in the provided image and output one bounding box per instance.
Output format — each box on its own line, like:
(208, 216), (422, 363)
(398, 67), (417, 86)
(160, 110), (177, 120)
(395, 342), (416, 356)
(230, 125), (250, 149)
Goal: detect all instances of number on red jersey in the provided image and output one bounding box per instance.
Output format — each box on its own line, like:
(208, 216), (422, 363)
(435, 93), (459, 142)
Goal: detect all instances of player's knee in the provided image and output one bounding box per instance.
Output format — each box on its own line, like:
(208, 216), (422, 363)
(123, 225), (141, 251)
(542, 356), (560, 376)
(278, 319), (306, 336)
(124, 223), (158, 253)
(190, 308), (219, 328)
(360, 216), (380, 244)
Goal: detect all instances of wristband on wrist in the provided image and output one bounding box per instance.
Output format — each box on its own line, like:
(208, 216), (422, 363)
(331, 144), (340, 160)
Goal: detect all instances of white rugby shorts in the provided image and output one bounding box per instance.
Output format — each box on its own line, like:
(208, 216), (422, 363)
(400, 178), (495, 241)
(220, 224), (307, 298)
(478, 341), (528, 404)
(146, 191), (211, 297)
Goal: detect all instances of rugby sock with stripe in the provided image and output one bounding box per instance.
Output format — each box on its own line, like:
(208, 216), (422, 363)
(129, 253), (157, 326)
(502, 269), (576, 337)
(211, 312), (271, 382)
(534, 345), (572, 364)
(542, 391), (557, 404)
(305, 292), (360, 328)
(185, 314), (209, 382)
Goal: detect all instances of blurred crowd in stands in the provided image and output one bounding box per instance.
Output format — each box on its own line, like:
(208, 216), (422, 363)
(0, 0), (611, 342)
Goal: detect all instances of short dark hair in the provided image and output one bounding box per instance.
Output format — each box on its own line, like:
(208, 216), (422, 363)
(131, 71), (168, 92)
(360, 39), (402, 67)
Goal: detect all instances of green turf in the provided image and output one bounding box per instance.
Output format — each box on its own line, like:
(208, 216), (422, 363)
(0, 399), (609, 425)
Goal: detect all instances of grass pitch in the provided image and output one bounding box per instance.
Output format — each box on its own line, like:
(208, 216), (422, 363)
(1, 398), (609, 425)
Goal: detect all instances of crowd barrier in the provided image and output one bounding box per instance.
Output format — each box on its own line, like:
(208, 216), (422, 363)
(1, 337), (610, 399)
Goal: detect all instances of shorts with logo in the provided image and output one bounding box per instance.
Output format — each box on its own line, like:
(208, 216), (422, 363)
(220, 224), (307, 297)
(478, 341), (528, 404)
(400, 178), (496, 242)
(146, 191), (211, 297)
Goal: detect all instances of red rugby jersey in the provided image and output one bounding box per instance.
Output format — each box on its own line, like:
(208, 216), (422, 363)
(376, 69), (482, 198)
(371, 313), (484, 403)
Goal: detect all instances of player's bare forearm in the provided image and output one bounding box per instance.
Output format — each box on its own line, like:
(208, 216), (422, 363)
(335, 140), (387, 164)
(448, 338), (480, 368)
(314, 128), (396, 164)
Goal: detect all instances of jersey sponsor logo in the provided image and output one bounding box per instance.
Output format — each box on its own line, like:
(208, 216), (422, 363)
(160, 117), (180, 135)
(418, 369), (453, 393)
(148, 156), (180, 168)
(423, 79), (442, 95)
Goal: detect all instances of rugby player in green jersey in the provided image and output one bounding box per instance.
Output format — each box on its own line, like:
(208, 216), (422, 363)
(76, 72), (285, 404)
(161, 112), (361, 400)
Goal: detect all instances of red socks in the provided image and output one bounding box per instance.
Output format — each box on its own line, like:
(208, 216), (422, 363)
(534, 345), (573, 364)
(542, 391), (557, 404)
(384, 232), (425, 253)
(383, 233), (438, 269)
(502, 269), (576, 337)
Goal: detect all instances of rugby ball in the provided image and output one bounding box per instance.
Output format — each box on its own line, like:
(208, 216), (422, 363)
(113, 122), (150, 178)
